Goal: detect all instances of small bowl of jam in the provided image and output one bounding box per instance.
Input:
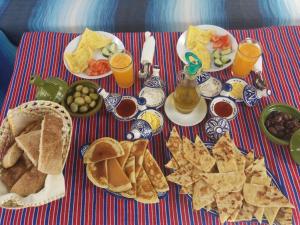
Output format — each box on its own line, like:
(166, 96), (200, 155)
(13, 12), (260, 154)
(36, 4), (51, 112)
(209, 97), (238, 121)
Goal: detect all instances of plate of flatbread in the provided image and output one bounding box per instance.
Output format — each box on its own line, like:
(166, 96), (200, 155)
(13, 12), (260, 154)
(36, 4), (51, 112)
(165, 127), (294, 225)
(81, 138), (169, 204)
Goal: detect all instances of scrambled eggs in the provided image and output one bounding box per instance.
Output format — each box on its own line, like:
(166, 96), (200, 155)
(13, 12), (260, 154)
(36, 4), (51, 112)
(140, 112), (160, 132)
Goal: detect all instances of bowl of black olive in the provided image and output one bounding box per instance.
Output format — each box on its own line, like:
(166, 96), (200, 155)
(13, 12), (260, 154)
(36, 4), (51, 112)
(259, 104), (300, 145)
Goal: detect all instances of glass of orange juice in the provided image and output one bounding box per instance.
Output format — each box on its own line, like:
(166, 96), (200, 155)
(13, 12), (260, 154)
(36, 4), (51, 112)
(231, 38), (262, 78)
(109, 50), (134, 88)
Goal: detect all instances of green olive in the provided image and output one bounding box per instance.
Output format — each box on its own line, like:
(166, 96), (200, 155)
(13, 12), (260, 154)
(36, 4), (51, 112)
(89, 100), (96, 108)
(82, 87), (89, 94)
(67, 96), (73, 105)
(75, 85), (83, 91)
(79, 105), (89, 113)
(89, 88), (95, 93)
(84, 96), (92, 104)
(74, 97), (85, 105)
(70, 103), (78, 112)
(73, 91), (81, 98)
(89, 93), (98, 100)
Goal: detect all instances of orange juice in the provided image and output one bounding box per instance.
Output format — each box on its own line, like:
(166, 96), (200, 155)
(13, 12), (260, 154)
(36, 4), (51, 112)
(231, 39), (262, 78)
(109, 51), (134, 88)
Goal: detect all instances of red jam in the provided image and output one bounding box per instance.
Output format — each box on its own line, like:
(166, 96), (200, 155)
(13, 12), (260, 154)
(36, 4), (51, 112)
(214, 101), (233, 118)
(116, 99), (136, 117)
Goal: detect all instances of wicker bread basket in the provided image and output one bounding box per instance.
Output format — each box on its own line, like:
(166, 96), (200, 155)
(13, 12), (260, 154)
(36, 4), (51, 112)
(0, 100), (73, 208)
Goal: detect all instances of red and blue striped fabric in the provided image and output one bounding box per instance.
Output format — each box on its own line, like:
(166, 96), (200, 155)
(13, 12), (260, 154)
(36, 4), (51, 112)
(0, 27), (299, 225)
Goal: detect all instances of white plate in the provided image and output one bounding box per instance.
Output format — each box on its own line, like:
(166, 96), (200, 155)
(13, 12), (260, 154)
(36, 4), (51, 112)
(176, 25), (238, 72)
(63, 31), (125, 80)
(164, 93), (207, 127)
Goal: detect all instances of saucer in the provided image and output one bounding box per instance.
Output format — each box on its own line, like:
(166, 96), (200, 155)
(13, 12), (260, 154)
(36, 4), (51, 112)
(164, 92), (207, 127)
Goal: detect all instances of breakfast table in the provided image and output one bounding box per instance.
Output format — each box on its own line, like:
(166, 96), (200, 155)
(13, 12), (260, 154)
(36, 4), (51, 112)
(0, 26), (299, 225)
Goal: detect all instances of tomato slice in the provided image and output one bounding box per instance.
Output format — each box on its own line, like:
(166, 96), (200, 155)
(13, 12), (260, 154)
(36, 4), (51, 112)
(211, 35), (220, 43)
(86, 59), (110, 76)
(213, 41), (223, 49)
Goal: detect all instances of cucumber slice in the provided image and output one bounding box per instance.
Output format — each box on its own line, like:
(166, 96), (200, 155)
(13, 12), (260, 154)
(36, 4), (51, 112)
(214, 58), (223, 67)
(213, 50), (221, 59)
(101, 47), (111, 58)
(221, 48), (232, 55)
(221, 56), (231, 64)
(109, 43), (118, 53)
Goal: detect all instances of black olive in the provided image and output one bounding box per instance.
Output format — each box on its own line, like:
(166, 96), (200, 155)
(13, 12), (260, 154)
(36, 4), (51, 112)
(283, 113), (291, 120)
(275, 125), (285, 131)
(265, 120), (272, 128)
(274, 115), (283, 123)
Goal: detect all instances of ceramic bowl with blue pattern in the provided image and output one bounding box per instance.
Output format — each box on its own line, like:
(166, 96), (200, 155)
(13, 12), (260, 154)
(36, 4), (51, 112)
(205, 117), (230, 140)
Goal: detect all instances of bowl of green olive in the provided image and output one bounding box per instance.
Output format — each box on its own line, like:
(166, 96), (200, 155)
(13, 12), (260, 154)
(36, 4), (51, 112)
(62, 80), (103, 117)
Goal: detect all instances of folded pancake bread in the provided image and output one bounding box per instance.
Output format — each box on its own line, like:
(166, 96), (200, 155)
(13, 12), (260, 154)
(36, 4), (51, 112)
(38, 115), (64, 175)
(2, 143), (23, 169)
(10, 167), (46, 197)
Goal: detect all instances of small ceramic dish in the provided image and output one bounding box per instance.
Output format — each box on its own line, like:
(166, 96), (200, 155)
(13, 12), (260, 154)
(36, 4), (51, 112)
(220, 78), (247, 102)
(126, 119), (153, 140)
(113, 96), (140, 122)
(139, 87), (165, 109)
(205, 117), (230, 141)
(209, 97), (238, 121)
(259, 103), (300, 145)
(197, 76), (223, 99)
(137, 109), (164, 135)
(62, 80), (103, 117)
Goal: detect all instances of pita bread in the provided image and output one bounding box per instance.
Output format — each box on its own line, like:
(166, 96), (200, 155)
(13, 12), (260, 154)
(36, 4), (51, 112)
(245, 151), (254, 168)
(135, 167), (159, 204)
(276, 207), (293, 225)
(107, 158), (131, 192)
(215, 192), (243, 223)
(233, 150), (246, 171)
(2, 143), (23, 168)
(182, 136), (215, 172)
(180, 185), (193, 195)
(212, 133), (238, 172)
(0, 155), (31, 189)
(84, 137), (124, 164)
(231, 201), (257, 222)
(199, 171), (246, 193)
(10, 167), (46, 197)
(265, 207), (280, 225)
(86, 160), (108, 188)
(245, 157), (267, 182)
(192, 178), (215, 210)
(121, 156), (136, 198)
(117, 141), (133, 169)
(7, 109), (42, 136)
(166, 164), (195, 186)
(130, 139), (148, 177)
(165, 158), (179, 170)
(243, 183), (294, 208)
(166, 127), (188, 167)
(38, 115), (64, 174)
(15, 130), (41, 166)
(20, 120), (42, 135)
(143, 149), (169, 193)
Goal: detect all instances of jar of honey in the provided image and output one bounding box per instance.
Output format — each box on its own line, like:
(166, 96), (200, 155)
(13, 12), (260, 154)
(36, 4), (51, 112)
(173, 52), (202, 114)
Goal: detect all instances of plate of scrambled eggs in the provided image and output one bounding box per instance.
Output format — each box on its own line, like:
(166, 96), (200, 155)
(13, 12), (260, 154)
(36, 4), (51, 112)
(64, 28), (125, 79)
(177, 25), (238, 72)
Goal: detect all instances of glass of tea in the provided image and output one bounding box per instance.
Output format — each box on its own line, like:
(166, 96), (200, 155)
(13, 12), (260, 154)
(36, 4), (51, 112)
(109, 50), (134, 88)
(231, 38), (262, 78)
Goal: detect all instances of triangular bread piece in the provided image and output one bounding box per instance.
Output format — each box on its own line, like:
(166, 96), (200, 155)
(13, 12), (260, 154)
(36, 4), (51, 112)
(182, 136), (215, 172)
(265, 207), (280, 225)
(2, 143), (23, 168)
(211, 132), (238, 172)
(192, 178), (215, 210)
(10, 166), (46, 197)
(166, 127), (188, 167)
(166, 164), (195, 186)
(143, 149), (169, 193)
(86, 160), (108, 188)
(180, 185), (193, 195)
(107, 158), (131, 192)
(243, 183), (294, 208)
(215, 192), (243, 224)
(245, 151), (254, 168)
(15, 130), (41, 166)
(245, 157), (267, 182)
(7, 109), (42, 136)
(135, 167), (159, 204)
(199, 171), (246, 193)
(233, 149), (246, 171)
(165, 158), (179, 170)
(120, 156), (136, 198)
(275, 207), (293, 225)
(231, 201), (257, 222)
(129, 139), (148, 177)
(84, 137), (124, 164)
(118, 141), (133, 169)
(38, 115), (64, 174)
(20, 120), (42, 135)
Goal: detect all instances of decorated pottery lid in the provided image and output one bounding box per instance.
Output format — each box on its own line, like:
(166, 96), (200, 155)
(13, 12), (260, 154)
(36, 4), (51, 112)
(144, 66), (165, 88)
(205, 117), (230, 141)
(243, 85), (271, 107)
(126, 119), (153, 140)
(209, 96), (238, 121)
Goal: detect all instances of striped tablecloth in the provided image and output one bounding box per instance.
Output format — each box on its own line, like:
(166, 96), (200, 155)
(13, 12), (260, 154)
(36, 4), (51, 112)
(0, 27), (299, 225)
